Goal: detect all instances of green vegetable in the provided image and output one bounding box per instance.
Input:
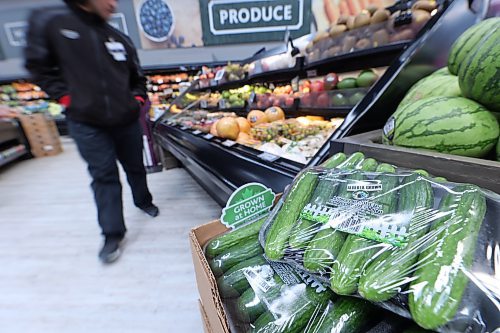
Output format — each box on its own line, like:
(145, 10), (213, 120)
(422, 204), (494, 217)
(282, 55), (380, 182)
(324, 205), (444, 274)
(206, 216), (267, 258)
(251, 286), (333, 333)
(359, 173), (434, 301)
(265, 171), (318, 260)
(217, 255), (267, 299)
(303, 162), (378, 273)
(337, 152), (365, 169)
(235, 274), (284, 323)
(330, 165), (399, 295)
(409, 185), (486, 330)
(337, 78), (358, 89)
(309, 298), (377, 333)
(208, 236), (263, 277)
(321, 152), (347, 168)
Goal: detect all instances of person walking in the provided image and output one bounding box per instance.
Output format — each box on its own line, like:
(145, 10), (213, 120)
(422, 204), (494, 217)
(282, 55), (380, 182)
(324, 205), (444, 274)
(25, 0), (159, 264)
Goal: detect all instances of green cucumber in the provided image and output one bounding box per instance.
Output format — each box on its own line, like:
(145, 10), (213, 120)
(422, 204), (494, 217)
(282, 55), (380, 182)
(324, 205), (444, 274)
(208, 236), (263, 277)
(265, 171), (318, 260)
(251, 286), (332, 333)
(359, 173), (434, 301)
(309, 298), (377, 333)
(235, 274), (284, 323)
(409, 185), (486, 330)
(206, 216), (267, 258)
(330, 165), (399, 295)
(303, 160), (378, 273)
(433, 177), (447, 183)
(322, 152), (347, 168)
(337, 152), (365, 169)
(217, 255), (267, 299)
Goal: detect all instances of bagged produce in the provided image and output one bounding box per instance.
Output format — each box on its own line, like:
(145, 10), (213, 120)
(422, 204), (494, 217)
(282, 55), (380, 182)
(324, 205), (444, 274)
(207, 229), (418, 332)
(261, 154), (500, 332)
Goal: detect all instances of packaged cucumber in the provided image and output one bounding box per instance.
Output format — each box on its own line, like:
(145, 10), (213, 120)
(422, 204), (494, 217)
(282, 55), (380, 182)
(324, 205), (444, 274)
(260, 155), (500, 333)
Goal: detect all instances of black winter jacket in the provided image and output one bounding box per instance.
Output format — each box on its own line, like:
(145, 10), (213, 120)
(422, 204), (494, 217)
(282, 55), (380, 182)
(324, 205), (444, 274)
(25, 4), (147, 127)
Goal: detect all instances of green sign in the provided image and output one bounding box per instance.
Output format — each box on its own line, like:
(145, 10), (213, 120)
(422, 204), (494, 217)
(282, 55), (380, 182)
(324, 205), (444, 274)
(200, 0), (311, 46)
(221, 182), (276, 229)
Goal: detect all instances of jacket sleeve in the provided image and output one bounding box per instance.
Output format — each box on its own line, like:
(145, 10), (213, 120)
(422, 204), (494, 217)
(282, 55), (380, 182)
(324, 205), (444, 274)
(24, 10), (68, 100)
(124, 37), (147, 99)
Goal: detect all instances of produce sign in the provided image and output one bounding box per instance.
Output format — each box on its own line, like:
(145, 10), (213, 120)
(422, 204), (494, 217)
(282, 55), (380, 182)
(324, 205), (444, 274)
(200, 0), (312, 45)
(221, 182), (276, 229)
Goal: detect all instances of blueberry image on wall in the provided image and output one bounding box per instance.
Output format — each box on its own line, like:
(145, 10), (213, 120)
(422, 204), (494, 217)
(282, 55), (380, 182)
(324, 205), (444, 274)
(138, 0), (175, 42)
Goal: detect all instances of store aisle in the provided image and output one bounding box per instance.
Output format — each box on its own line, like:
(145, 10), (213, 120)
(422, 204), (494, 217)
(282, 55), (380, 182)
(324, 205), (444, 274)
(0, 138), (221, 333)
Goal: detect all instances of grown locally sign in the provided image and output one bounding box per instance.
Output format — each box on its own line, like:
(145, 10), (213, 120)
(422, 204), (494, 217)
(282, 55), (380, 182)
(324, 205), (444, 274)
(221, 182), (276, 229)
(200, 0), (311, 46)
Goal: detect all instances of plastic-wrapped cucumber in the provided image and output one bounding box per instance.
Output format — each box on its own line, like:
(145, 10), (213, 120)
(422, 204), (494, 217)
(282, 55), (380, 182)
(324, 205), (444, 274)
(321, 152), (347, 168)
(359, 173), (435, 301)
(208, 236), (263, 277)
(206, 216), (267, 258)
(308, 298), (377, 333)
(302, 159), (379, 272)
(265, 171), (318, 260)
(409, 185), (486, 330)
(330, 164), (399, 295)
(235, 274), (284, 323)
(251, 285), (333, 333)
(217, 255), (267, 298)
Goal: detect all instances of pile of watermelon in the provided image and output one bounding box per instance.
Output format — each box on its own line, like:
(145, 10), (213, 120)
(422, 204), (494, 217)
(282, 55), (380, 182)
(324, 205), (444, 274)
(383, 18), (500, 160)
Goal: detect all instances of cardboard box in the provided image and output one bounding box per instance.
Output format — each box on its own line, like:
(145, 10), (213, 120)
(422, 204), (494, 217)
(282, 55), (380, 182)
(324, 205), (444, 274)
(17, 113), (63, 158)
(190, 220), (231, 333)
(199, 300), (214, 333)
(332, 130), (500, 193)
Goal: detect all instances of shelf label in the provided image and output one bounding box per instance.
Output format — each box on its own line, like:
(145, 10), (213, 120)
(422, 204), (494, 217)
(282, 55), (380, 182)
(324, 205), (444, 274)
(192, 130), (202, 135)
(219, 99), (227, 109)
(203, 133), (214, 140)
(215, 68), (225, 81)
(291, 76), (300, 92)
(222, 139), (236, 147)
(221, 182), (276, 229)
(164, 88), (174, 94)
(200, 100), (208, 108)
(258, 152), (280, 163)
(180, 126), (189, 131)
(307, 70), (318, 78)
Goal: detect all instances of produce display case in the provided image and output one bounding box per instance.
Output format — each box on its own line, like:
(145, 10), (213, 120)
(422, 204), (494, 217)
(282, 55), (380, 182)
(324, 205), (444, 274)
(153, 0), (452, 205)
(0, 117), (29, 168)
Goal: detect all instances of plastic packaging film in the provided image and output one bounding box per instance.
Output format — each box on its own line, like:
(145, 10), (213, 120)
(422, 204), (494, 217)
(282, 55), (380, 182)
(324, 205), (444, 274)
(258, 153), (500, 333)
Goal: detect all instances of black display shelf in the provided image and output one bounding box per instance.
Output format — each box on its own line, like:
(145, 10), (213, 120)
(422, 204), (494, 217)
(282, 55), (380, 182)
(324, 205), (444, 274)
(191, 77), (249, 93)
(155, 122), (302, 205)
(303, 42), (411, 77)
(293, 106), (352, 118)
(0, 145), (28, 168)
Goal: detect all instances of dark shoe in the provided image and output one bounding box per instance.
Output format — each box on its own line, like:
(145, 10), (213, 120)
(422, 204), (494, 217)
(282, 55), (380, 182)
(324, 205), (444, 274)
(139, 204), (159, 217)
(99, 235), (124, 264)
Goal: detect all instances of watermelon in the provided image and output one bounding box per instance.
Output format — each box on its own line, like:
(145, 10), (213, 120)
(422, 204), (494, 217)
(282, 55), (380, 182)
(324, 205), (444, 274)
(430, 66), (452, 77)
(383, 96), (499, 158)
(457, 20), (500, 112)
(448, 18), (499, 75)
(398, 72), (461, 109)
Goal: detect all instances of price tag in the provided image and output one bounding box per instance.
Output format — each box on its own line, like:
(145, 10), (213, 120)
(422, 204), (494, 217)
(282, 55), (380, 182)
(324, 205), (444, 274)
(164, 88), (173, 94)
(249, 91), (256, 103)
(222, 140), (236, 147)
(258, 152), (280, 163)
(203, 133), (214, 140)
(192, 130), (202, 135)
(180, 126), (188, 131)
(215, 68), (225, 81)
(219, 99), (227, 109)
(307, 70), (318, 78)
(200, 100), (208, 108)
(291, 76), (300, 92)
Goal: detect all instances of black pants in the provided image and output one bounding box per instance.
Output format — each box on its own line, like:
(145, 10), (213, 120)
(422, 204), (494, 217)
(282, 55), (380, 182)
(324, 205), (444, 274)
(67, 119), (153, 237)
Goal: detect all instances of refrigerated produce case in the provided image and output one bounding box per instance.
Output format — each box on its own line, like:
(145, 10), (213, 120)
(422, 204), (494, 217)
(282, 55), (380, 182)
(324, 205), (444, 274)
(153, 0), (454, 205)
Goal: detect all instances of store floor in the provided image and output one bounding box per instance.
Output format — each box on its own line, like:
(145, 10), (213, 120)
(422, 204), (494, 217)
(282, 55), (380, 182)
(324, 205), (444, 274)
(0, 138), (221, 333)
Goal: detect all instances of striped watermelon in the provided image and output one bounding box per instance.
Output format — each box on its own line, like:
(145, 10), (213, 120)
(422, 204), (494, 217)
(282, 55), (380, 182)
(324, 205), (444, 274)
(398, 72), (461, 108)
(457, 20), (500, 112)
(448, 18), (499, 75)
(383, 96), (499, 157)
